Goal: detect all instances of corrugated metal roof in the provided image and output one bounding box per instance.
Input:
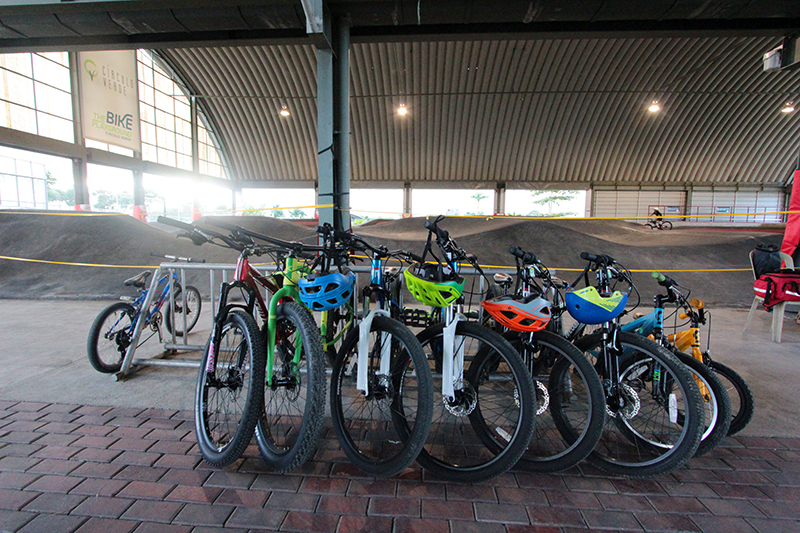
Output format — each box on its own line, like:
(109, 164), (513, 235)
(162, 35), (800, 188)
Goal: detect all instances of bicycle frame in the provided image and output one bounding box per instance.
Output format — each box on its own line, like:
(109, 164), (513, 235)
(210, 251), (307, 387)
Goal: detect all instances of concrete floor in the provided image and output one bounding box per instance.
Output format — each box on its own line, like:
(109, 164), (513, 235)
(0, 299), (797, 438)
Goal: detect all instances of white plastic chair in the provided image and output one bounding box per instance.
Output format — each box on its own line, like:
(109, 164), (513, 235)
(743, 250), (793, 342)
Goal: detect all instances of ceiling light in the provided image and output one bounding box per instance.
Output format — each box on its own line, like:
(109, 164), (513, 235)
(647, 101), (661, 113)
(397, 104), (408, 116)
(279, 106), (290, 117)
(782, 102), (795, 113)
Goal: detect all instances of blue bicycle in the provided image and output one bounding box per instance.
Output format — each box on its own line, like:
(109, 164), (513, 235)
(87, 255), (203, 373)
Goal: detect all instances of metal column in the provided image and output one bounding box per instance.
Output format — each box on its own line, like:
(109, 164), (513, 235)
(403, 182), (412, 217)
(304, 0), (350, 232)
(494, 183), (506, 216)
(334, 17), (351, 232)
(69, 51), (89, 207)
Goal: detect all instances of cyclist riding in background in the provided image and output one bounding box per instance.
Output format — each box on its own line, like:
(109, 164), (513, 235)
(652, 208), (663, 223)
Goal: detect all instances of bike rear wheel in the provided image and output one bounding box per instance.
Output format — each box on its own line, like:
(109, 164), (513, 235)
(574, 332), (704, 478)
(707, 359), (754, 435)
(414, 321), (536, 483)
(87, 302), (136, 373)
(195, 310), (265, 467)
(330, 316), (433, 477)
(512, 330), (605, 473)
(165, 285), (202, 336)
(256, 301), (326, 472)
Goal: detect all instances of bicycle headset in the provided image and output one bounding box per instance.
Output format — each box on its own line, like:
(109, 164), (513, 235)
(481, 295), (551, 332)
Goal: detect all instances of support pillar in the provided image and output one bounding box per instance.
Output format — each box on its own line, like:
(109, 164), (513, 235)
(305, 0), (351, 232)
(190, 96), (202, 220)
(403, 182), (412, 217)
(69, 51), (89, 209)
(333, 17), (351, 232)
(494, 183), (506, 216)
(132, 161), (146, 221)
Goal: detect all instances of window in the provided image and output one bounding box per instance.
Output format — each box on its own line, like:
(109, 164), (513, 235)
(0, 154), (48, 209)
(0, 52), (73, 142)
(137, 50), (227, 179)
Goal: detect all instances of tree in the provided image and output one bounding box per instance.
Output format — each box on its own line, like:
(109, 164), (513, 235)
(271, 205), (285, 218)
(471, 192), (488, 215)
(290, 208), (305, 218)
(529, 190), (579, 217)
(45, 171), (74, 206)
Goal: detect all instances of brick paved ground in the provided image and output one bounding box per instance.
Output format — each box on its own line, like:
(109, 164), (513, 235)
(1, 399), (799, 533)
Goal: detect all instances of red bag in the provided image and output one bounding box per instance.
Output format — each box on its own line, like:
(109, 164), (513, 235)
(754, 272), (800, 309)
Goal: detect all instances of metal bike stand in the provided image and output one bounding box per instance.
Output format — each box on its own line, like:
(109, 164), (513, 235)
(115, 263), (233, 381)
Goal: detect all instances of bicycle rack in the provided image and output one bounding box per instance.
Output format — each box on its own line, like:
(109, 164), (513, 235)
(115, 262), (275, 380)
(114, 261), (515, 381)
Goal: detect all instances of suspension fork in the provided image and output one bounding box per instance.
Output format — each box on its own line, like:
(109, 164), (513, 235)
(266, 256), (305, 386)
(442, 305), (466, 401)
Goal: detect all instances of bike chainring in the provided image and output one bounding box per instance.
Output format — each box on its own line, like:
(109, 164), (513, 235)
(535, 381), (549, 416)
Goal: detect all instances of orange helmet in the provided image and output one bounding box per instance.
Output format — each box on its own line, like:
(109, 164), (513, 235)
(481, 295), (551, 332)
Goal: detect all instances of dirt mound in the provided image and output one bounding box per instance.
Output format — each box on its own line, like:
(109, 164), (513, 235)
(0, 211), (783, 306)
(0, 211), (313, 299)
(357, 217), (783, 307)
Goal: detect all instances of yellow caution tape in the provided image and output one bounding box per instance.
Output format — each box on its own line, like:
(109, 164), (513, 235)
(0, 253), (752, 273)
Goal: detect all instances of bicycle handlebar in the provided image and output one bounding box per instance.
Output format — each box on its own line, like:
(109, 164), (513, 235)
(509, 246), (539, 265)
(149, 253), (205, 263)
(580, 252), (616, 265)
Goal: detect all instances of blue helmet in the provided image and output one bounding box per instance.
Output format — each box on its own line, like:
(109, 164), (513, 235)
(298, 271), (356, 311)
(565, 286), (628, 325)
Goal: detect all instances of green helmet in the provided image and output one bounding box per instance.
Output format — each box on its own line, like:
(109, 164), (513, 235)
(403, 268), (464, 308)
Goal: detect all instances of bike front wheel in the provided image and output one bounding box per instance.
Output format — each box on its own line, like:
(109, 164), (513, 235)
(195, 310), (265, 467)
(673, 352), (731, 456)
(574, 332), (704, 478)
(256, 301), (326, 472)
(87, 302), (136, 373)
(165, 285), (202, 336)
(331, 316), (433, 477)
(415, 321), (536, 483)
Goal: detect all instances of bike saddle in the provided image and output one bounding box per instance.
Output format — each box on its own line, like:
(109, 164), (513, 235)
(493, 272), (513, 286)
(124, 271), (153, 289)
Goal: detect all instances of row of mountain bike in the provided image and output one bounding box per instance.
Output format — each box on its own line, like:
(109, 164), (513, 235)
(87, 215), (753, 482)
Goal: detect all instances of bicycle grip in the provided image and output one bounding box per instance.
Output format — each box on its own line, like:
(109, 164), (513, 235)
(580, 252), (598, 262)
(652, 271), (675, 288)
(157, 216), (194, 231)
(509, 247), (538, 264)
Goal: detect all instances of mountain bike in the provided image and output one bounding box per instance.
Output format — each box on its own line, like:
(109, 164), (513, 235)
(648, 273), (753, 436)
(319, 226), (434, 477)
(481, 246), (605, 473)
(566, 252), (704, 477)
(405, 216), (537, 483)
(571, 272), (753, 439)
(645, 219), (673, 230)
(614, 273), (731, 455)
(86, 255), (203, 374)
(158, 217), (327, 471)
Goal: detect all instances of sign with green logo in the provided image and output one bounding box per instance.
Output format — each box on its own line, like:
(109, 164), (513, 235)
(78, 50), (141, 151)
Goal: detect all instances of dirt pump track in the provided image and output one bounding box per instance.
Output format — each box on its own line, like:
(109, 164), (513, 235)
(0, 211), (782, 306)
